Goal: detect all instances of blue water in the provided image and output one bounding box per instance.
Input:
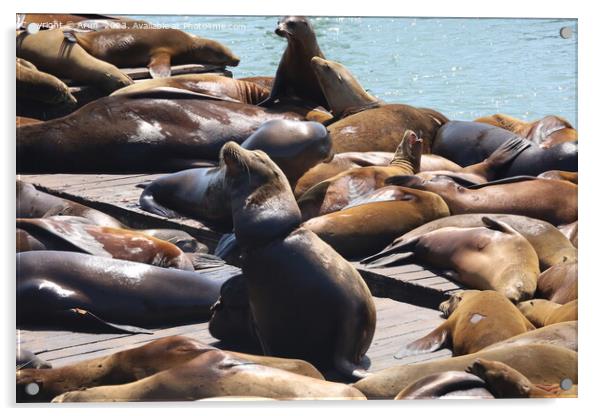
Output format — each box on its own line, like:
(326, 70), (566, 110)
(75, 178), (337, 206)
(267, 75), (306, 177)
(130, 15), (577, 126)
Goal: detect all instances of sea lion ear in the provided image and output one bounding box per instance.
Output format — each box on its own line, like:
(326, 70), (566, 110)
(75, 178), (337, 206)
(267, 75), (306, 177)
(148, 52), (172, 79)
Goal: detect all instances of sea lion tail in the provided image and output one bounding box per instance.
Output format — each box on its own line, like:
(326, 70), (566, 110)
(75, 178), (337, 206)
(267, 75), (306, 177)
(360, 238), (418, 267)
(485, 137), (531, 169)
(139, 188), (180, 219)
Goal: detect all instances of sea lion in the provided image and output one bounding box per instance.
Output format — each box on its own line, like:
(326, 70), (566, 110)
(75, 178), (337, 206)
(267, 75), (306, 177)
(15, 217), (221, 270)
(363, 217), (539, 302)
(262, 16), (328, 109)
(17, 92), (303, 173)
(16, 335), (324, 402)
(111, 74), (269, 104)
(394, 371), (493, 399)
(432, 121), (577, 175)
(482, 321), (577, 352)
(309, 57), (448, 153)
(538, 170), (578, 184)
(297, 130), (422, 219)
(467, 358), (577, 398)
(536, 262), (577, 304)
(17, 251), (238, 332)
(385, 175), (577, 226)
(16, 29), (132, 93)
(73, 28), (239, 78)
(16, 58), (77, 107)
(303, 186), (450, 259)
(384, 213), (576, 271)
(17, 349), (51, 370)
(353, 344), (577, 399)
(222, 141), (376, 378)
(558, 221), (578, 248)
(238, 76), (274, 90)
(138, 119), (332, 231)
(50, 350), (364, 402)
(474, 114), (577, 149)
(518, 299), (578, 327)
(395, 291), (534, 359)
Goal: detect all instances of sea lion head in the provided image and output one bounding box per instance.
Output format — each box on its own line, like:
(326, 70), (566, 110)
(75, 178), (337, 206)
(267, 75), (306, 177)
(516, 299), (558, 327)
(187, 34), (240, 67)
(467, 358), (532, 398)
(310, 57), (380, 117)
(438, 290), (480, 317)
(221, 142), (301, 247)
(275, 16), (315, 41)
(390, 130), (423, 173)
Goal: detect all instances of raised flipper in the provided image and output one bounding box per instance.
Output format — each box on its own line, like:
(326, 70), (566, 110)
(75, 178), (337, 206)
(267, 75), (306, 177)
(139, 188), (181, 219)
(485, 137), (531, 168)
(186, 253), (226, 270)
(360, 238), (418, 267)
(395, 323), (450, 359)
(148, 52), (172, 78)
(467, 175), (539, 189)
(527, 116), (572, 146)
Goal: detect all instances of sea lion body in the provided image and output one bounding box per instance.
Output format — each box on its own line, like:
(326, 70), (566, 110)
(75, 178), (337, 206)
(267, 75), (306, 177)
(74, 29), (239, 78)
(432, 121), (577, 175)
(111, 74), (269, 104)
(353, 344), (577, 399)
(536, 262), (578, 304)
(16, 29), (132, 93)
(17, 94), (302, 173)
(538, 170), (578, 184)
(397, 291), (534, 358)
(303, 186), (450, 259)
(16, 58), (77, 107)
(363, 217), (539, 302)
(222, 142), (376, 377)
(558, 221), (578, 248)
(394, 371), (493, 399)
(518, 299), (578, 327)
(482, 321), (577, 352)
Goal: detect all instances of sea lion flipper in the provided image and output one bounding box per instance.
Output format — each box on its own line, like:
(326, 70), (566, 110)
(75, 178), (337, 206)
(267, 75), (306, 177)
(360, 238), (418, 267)
(394, 324), (450, 358)
(466, 175), (539, 189)
(62, 308), (153, 335)
(481, 216), (518, 235)
(148, 52), (172, 78)
(483, 136), (531, 170)
(139, 189), (181, 218)
(186, 253), (226, 270)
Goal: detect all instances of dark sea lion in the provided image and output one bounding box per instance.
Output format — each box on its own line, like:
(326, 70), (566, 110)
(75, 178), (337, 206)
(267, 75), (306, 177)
(303, 186), (450, 259)
(262, 16), (328, 109)
(222, 142), (376, 378)
(310, 57), (447, 153)
(384, 213), (576, 271)
(139, 120), (332, 231)
(74, 28), (239, 78)
(17, 349), (51, 370)
(16, 58), (77, 107)
(538, 170), (578, 184)
(16, 29), (132, 93)
(467, 358), (577, 398)
(15, 217), (220, 270)
(558, 221), (578, 248)
(16, 251), (238, 332)
(396, 291), (534, 359)
(17, 335), (323, 402)
(482, 321), (577, 352)
(363, 217), (539, 302)
(536, 261), (578, 304)
(17, 93), (302, 173)
(474, 113), (577, 149)
(353, 344), (577, 399)
(111, 74), (269, 104)
(518, 299), (578, 327)
(432, 121), (577, 175)
(385, 175), (577, 226)
(297, 130), (422, 219)
(394, 371), (493, 399)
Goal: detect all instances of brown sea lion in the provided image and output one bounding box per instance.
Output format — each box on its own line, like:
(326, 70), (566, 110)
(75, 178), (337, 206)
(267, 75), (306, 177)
(482, 321), (577, 352)
(353, 344), (577, 399)
(536, 262), (578, 304)
(538, 170), (578, 184)
(17, 92), (303, 173)
(385, 214), (575, 271)
(238, 76), (274, 90)
(73, 29), (239, 78)
(17, 335), (323, 402)
(138, 119), (332, 232)
(297, 130), (422, 219)
(474, 114), (577, 149)
(16, 58), (77, 107)
(310, 57), (447, 153)
(385, 175), (577, 226)
(431, 121), (577, 175)
(111, 74), (269, 104)
(51, 349), (365, 402)
(222, 142), (376, 378)
(303, 186), (450, 259)
(16, 29), (132, 93)
(396, 291), (534, 359)
(558, 221), (578, 248)
(15, 217), (220, 270)
(467, 358), (577, 398)
(261, 16), (328, 109)
(363, 217), (539, 302)
(518, 299), (578, 327)
(394, 371), (494, 399)
(17, 251), (238, 332)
